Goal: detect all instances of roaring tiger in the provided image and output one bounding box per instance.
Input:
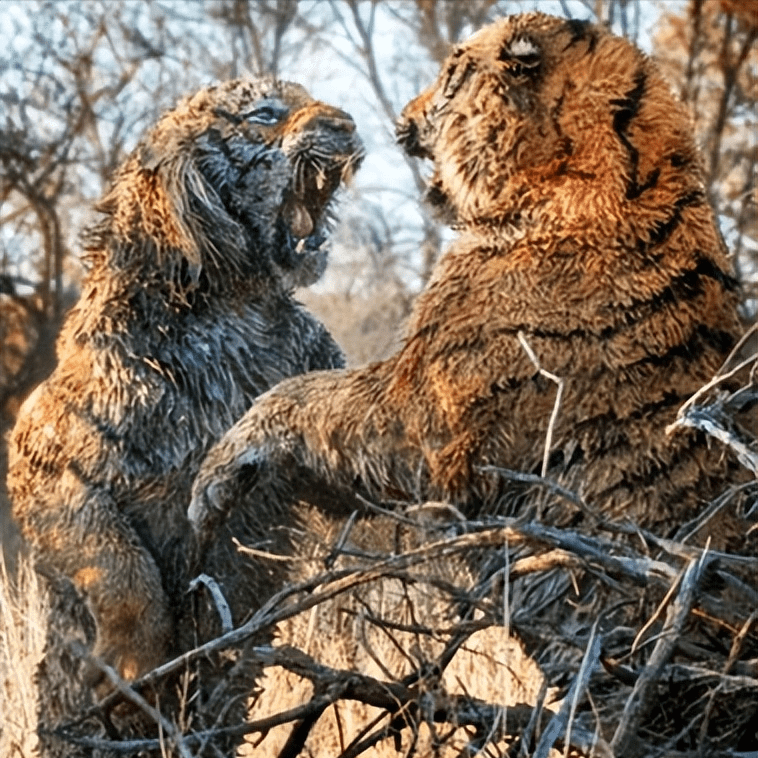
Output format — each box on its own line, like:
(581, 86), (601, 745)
(8, 77), (363, 754)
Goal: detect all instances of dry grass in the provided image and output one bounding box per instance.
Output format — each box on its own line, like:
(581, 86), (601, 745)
(245, 619), (556, 757)
(242, 511), (555, 757)
(298, 286), (411, 366)
(0, 550), (46, 758)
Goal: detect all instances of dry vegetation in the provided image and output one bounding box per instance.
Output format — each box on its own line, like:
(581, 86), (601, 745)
(1, 1), (756, 756)
(0, 552), (46, 757)
(4, 400), (755, 756)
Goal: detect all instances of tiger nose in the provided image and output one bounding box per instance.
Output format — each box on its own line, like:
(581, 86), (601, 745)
(396, 90), (434, 158)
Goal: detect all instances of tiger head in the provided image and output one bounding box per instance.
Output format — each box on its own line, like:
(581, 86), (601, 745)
(88, 78), (364, 298)
(396, 13), (708, 242)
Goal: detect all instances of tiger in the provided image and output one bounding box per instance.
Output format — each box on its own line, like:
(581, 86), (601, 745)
(7, 76), (363, 754)
(188, 16), (753, 752)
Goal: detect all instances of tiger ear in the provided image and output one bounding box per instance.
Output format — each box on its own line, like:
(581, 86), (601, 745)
(498, 36), (542, 78)
(139, 142), (163, 173)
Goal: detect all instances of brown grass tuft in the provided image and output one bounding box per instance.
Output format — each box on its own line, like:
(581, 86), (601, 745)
(298, 285), (412, 366)
(0, 550), (46, 758)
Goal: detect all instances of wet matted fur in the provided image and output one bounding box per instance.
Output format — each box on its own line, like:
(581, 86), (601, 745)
(7, 77), (363, 754)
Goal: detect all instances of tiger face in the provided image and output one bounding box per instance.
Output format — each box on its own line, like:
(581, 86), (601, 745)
(397, 13), (704, 235)
(97, 78), (364, 293)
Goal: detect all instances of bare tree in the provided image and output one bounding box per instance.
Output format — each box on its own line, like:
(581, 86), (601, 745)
(0, 2), (172, 315)
(655, 0), (757, 316)
(207, 0), (301, 77)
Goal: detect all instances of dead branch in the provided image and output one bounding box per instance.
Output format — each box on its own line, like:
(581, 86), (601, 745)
(611, 556), (708, 756)
(62, 641), (193, 758)
(49, 500), (756, 756)
(84, 514), (756, 721)
(56, 642), (605, 756)
(670, 396), (758, 472)
(533, 621), (606, 758)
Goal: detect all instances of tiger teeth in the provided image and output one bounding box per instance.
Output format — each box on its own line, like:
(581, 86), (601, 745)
(295, 238), (306, 254)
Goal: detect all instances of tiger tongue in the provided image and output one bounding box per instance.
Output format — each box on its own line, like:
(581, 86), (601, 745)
(284, 199), (314, 238)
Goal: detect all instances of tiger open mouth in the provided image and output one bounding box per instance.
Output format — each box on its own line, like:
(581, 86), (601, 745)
(277, 141), (364, 265)
(285, 142), (363, 232)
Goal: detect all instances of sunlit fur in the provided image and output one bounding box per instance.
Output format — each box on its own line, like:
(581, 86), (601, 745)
(7, 77), (363, 752)
(190, 14), (747, 561)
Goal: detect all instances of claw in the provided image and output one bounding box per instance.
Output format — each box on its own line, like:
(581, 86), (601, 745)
(189, 447), (263, 536)
(188, 478), (222, 533)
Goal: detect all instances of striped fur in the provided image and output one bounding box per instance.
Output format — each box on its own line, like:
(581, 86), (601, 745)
(191, 15), (745, 548)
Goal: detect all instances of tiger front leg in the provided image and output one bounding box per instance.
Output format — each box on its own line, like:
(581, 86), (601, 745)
(32, 490), (174, 688)
(188, 364), (415, 543)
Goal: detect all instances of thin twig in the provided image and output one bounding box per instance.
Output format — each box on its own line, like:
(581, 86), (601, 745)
(56, 688), (347, 754)
(232, 538), (301, 562)
(325, 509), (360, 568)
(631, 561), (687, 655)
(518, 678), (549, 757)
(673, 481), (757, 544)
(517, 331), (565, 478)
(533, 620), (603, 758)
(479, 465), (603, 524)
(670, 398), (758, 472)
